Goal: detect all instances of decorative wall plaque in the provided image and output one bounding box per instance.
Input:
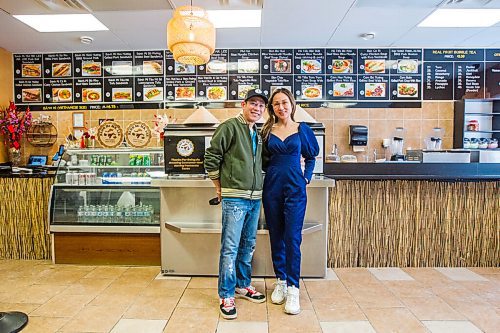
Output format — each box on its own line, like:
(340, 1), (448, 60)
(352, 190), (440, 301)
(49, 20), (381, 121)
(125, 121), (152, 148)
(97, 121), (123, 148)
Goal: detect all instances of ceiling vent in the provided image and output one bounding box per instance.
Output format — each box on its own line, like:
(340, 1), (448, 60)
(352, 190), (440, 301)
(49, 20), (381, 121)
(439, 0), (493, 7)
(34, 0), (90, 12)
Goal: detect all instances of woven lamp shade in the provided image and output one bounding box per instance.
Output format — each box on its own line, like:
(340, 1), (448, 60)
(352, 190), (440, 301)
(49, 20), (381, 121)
(167, 5), (216, 65)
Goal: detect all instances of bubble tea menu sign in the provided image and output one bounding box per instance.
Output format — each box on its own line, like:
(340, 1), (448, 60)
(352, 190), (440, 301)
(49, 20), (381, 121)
(12, 47), (500, 110)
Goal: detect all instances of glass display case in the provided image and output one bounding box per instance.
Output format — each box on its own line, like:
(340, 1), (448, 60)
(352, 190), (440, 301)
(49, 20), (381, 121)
(50, 148), (164, 232)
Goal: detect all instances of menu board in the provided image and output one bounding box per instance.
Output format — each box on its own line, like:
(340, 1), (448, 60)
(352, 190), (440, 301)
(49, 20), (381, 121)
(12, 48), (500, 110)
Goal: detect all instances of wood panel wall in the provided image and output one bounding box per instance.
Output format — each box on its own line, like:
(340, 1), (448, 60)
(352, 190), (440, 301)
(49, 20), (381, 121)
(328, 180), (499, 267)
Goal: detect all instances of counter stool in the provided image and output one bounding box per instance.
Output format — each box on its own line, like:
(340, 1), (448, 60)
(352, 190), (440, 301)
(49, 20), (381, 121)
(0, 311), (28, 332)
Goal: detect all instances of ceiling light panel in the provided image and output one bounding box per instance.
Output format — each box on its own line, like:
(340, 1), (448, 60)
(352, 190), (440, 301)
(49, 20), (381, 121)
(13, 14), (109, 32)
(207, 10), (261, 28)
(418, 9), (500, 27)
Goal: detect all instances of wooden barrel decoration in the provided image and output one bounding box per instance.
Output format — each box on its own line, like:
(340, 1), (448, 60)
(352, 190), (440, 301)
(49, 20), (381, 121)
(26, 123), (58, 147)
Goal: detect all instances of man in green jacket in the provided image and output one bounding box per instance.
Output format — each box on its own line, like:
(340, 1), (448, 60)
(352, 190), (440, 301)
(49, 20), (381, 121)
(204, 89), (267, 319)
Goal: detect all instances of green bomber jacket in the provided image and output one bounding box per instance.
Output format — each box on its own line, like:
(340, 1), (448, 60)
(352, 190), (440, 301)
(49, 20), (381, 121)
(204, 114), (263, 200)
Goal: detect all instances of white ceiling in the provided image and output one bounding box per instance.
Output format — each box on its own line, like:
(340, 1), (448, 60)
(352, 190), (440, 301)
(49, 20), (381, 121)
(0, 0), (499, 53)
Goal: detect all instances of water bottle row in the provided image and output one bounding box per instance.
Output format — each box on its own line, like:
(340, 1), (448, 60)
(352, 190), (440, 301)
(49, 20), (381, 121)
(77, 204), (156, 224)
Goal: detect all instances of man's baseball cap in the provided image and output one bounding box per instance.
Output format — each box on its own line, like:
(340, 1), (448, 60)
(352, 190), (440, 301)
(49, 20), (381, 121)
(244, 89), (268, 105)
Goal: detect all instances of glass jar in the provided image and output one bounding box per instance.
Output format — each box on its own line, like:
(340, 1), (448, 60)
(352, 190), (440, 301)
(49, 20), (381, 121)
(466, 120), (479, 131)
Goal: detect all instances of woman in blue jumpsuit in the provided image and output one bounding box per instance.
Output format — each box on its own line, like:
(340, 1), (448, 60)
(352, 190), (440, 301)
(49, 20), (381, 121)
(261, 88), (319, 315)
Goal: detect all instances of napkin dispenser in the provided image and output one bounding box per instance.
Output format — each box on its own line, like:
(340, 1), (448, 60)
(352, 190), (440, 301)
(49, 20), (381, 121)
(349, 125), (368, 146)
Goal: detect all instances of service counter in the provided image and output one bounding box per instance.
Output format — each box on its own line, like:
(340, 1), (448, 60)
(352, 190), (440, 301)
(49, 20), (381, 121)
(325, 162), (499, 268)
(0, 173), (54, 260)
(152, 177), (334, 277)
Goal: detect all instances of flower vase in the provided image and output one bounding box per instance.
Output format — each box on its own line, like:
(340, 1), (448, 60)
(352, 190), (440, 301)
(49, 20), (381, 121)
(9, 148), (21, 166)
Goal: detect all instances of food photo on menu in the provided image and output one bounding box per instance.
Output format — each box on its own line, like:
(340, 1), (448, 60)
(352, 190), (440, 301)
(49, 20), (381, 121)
(364, 59), (385, 73)
(397, 83), (419, 97)
(52, 87), (72, 102)
(112, 88), (132, 101)
(333, 82), (355, 97)
(270, 85), (292, 95)
(82, 88), (102, 102)
(175, 86), (196, 100)
(397, 59), (418, 74)
(365, 83), (385, 97)
(238, 84), (259, 99)
(301, 59), (322, 73)
(22, 88), (41, 102)
(207, 86), (227, 101)
(82, 62), (102, 76)
(302, 85), (322, 99)
(332, 59), (353, 73)
(22, 63), (41, 77)
(206, 59), (227, 74)
(143, 87), (163, 101)
(52, 63), (71, 77)
(270, 59), (291, 73)
(175, 62), (195, 74)
(237, 59), (259, 73)
(111, 61), (133, 75)
(143, 60), (163, 75)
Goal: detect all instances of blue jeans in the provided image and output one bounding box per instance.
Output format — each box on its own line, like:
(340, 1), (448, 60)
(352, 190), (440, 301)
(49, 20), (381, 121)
(218, 198), (261, 299)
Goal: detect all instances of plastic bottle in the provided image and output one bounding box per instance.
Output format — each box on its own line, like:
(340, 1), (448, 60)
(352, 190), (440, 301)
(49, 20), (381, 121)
(89, 205), (96, 223)
(115, 205), (123, 223)
(124, 206), (131, 223)
(83, 205), (90, 223)
(77, 206), (83, 223)
(108, 205), (115, 223)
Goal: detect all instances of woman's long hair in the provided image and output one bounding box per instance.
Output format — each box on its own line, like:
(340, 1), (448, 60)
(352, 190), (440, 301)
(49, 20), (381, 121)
(261, 88), (296, 142)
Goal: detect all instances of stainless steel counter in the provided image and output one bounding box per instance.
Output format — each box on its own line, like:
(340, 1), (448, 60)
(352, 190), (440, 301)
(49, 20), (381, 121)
(153, 176), (334, 277)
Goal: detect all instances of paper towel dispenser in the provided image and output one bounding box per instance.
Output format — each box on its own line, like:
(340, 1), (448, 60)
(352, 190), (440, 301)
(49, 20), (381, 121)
(349, 125), (368, 146)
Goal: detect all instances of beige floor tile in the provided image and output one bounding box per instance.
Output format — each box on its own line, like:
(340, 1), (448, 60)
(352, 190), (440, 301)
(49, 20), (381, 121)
(335, 268), (380, 287)
(88, 292), (138, 310)
(30, 293), (94, 317)
(320, 321), (376, 333)
(21, 316), (70, 333)
(368, 268), (414, 281)
(217, 321), (268, 333)
(154, 273), (191, 281)
(144, 278), (190, 293)
(233, 298), (268, 321)
(382, 280), (435, 298)
(435, 268), (489, 281)
(402, 267), (452, 287)
(14, 284), (68, 304)
(401, 296), (465, 320)
(59, 305), (124, 332)
(123, 295), (179, 320)
(312, 298), (366, 321)
(111, 274), (154, 288)
(268, 309), (322, 333)
(100, 284), (146, 299)
(310, 293), (359, 308)
(177, 288), (219, 309)
(187, 277), (219, 289)
(60, 278), (114, 296)
(163, 307), (219, 333)
(467, 267), (500, 275)
(0, 302), (40, 314)
(364, 307), (428, 333)
(422, 320), (483, 333)
(121, 266), (160, 279)
(304, 280), (351, 300)
(450, 303), (500, 333)
(458, 281), (500, 307)
(82, 266), (128, 279)
(36, 268), (90, 285)
(110, 318), (167, 333)
(348, 286), (403, 309)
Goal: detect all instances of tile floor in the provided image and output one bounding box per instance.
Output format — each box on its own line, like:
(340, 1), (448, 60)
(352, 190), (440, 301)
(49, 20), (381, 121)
(0, 260), (498, 333)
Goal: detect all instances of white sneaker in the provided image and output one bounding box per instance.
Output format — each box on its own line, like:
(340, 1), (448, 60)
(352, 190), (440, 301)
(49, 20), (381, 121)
(284, 286), (300, 315)
(271, 279), (287, 304)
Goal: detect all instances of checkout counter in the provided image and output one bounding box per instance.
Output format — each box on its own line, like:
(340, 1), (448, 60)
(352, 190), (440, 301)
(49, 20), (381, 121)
(153, 121), (334, 277)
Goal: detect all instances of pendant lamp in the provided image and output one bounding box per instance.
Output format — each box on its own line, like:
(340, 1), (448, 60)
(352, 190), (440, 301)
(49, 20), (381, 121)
(167, 2), (216, 65)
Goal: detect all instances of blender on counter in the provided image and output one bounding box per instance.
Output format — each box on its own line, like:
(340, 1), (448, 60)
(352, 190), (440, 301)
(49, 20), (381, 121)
(424, 127), (444, 150)
(390, 127), (406, 161)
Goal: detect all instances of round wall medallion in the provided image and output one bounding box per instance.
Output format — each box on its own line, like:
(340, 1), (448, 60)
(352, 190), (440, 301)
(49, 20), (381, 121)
(125, 121), (152, 148)
(97, 121), (123, 148)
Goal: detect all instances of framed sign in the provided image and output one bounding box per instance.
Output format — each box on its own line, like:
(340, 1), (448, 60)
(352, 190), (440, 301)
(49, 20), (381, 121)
(125, 121), (152, 148)
(97, 121), (123, 148)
